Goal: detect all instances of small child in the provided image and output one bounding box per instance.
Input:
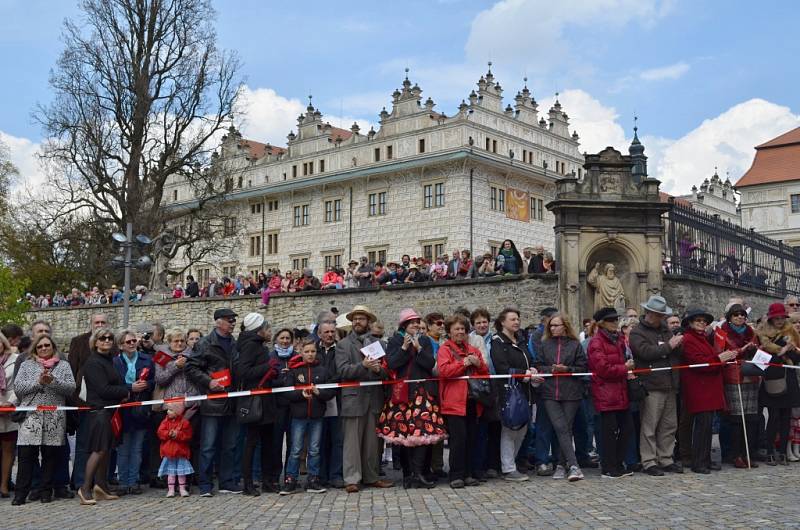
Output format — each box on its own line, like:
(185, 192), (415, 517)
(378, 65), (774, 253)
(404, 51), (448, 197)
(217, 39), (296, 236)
(280, 339), (336, 495)
(157, 402), (194, 498)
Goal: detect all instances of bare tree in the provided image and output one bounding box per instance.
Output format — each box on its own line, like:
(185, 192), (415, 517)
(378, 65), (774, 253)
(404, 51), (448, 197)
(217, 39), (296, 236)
(36, 0), (243, 290)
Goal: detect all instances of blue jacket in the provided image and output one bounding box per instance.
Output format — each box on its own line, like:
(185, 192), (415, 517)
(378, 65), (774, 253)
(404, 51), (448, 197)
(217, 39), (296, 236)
(113, 352), (155, 431)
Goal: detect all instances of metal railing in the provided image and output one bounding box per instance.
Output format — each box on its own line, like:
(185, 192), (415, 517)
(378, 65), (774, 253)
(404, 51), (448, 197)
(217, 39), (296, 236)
(664, 199), (800, 297)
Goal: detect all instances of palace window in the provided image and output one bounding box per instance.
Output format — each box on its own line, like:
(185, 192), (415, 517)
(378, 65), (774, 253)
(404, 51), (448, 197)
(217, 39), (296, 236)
(368, 192), (387, 216)
(531, 197), (544, 221)
(791, 194), (800, 214)
(266, 232), (278, 255)
(324, 199), (342, 223)
(249, 235), (261, 257)
(491, 186), (505, 212)
(293, 204), (309, 226)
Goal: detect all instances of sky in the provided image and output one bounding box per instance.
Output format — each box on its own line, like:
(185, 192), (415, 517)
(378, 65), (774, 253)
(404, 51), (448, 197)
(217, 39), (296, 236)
(1, 0), (799, 195)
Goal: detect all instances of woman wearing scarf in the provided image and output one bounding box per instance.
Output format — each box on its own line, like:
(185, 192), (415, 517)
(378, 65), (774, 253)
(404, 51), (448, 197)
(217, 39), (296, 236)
(587, 307), (634, 479)
(379, 309), (446, 489)
(112, 330), (155, 495)
(12, 334), (76, 505)
(496, 239), (524, 275)
(714, 304), (760, 468)
(264, 328), (295, 492)
(681, 307), (735, 474)
(0, 332), (18, 498)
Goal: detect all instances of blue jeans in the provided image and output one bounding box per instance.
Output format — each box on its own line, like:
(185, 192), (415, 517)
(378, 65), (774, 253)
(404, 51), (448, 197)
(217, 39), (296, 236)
(286, 418), (323, 480)
(116, 429), (146, 487)
(198, 415), (239, 493)
(71, 412), (90, 488)
(319, 416), (343, 483)
(534, 403), (559, 464)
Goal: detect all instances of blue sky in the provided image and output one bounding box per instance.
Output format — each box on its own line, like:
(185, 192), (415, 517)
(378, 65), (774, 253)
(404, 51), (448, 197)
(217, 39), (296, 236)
(1, 0), (798, 194)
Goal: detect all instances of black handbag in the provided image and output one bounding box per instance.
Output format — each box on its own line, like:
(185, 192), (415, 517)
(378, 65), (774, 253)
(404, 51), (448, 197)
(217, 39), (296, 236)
(236, 370), (273, 424)
(627, 377), (649, 402)
(467, 368), (495, 407)
(11, 389), (42, 424)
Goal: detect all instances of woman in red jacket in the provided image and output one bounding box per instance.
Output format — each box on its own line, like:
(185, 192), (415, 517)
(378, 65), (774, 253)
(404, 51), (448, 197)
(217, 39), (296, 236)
(587, 307), (635, 479)
(437, 314), (489, 489)
(681, 307), (736, 474)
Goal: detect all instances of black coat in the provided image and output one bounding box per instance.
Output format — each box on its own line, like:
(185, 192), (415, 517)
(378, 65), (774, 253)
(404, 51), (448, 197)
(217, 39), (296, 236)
(185, 330), (237, 416)
(82, 351), (129, 408)
(233, 330), (277, 423)
(386, 331), (437, 397)
(185, 281), (200, 297)
(491, 332), (534, 404)
(287, 358), (336, 419)
(528, 254), (545, 274)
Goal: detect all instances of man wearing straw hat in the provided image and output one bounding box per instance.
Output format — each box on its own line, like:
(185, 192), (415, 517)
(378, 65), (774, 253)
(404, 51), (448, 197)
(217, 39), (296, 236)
(335, 305), (394, 493)
(629, 295), (685, 476)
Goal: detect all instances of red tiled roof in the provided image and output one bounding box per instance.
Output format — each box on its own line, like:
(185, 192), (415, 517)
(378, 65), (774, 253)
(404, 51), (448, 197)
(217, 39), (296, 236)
(328, 127), (353, 142)
(660, 191), (692, 208)
(240, 139), (286, 160)
(735, 127), (800, 187)
(756, 127), (800, 148)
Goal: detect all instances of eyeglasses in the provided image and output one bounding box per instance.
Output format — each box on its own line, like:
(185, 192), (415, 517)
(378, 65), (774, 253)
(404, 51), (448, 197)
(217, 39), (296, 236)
(98, 336), (114, 342)
(731, 312), (747, 318)
(434, 320), (444, 326)
(36, 343), (53, 350)
(789, 303), (800, 307)
(124, 339), (138, 345)
(225, 317), (236, 324)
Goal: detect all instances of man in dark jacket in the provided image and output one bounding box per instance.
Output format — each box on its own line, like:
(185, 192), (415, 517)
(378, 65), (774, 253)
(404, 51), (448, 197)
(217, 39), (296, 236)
(316, 321), (344, 487)
(185, 308), (241, 496)
(629, 295), (684, 476)
(185, 275), (200, 297)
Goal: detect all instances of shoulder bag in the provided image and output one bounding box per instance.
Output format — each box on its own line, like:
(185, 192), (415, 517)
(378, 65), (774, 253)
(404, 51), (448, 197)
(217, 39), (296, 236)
(236, 368), (274, 424)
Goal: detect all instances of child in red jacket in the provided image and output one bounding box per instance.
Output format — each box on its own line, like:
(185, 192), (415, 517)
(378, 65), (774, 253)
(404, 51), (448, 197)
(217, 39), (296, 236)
(157, 402), (194, 497)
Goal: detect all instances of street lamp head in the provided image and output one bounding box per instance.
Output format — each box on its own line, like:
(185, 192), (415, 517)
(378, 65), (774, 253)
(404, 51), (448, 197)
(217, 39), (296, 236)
(111, 255), (126, 268)
(112, 232), (128, 243)
(135, 234), (153, 246)
(135, 255), (152, 269)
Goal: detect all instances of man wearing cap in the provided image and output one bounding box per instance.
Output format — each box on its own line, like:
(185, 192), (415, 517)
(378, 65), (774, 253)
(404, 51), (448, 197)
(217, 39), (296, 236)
(185, 308), (242, 496)
(335, 305), (393, 492)
(629, 295), (685, 476)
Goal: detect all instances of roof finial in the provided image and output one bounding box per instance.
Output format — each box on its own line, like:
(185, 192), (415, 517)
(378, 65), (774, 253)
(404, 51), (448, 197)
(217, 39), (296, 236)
(404, 67), (409, 80)
(523, 76), (528, 88)
(714, 165), (718, 176)
(308, 94), (313, 105)
(487, 61), (492, 74)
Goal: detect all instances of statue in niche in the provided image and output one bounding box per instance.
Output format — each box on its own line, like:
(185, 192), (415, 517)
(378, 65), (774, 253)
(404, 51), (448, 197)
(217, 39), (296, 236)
(587, 262), (626, 312)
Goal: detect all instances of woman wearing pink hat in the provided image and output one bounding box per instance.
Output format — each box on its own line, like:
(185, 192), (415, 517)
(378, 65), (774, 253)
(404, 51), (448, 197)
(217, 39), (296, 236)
(377, 309), (446, 489)
(755, 302), (800, 465)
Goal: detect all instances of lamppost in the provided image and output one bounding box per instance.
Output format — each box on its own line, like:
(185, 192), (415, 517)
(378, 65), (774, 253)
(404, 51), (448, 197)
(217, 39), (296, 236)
(111, 223), (153, 328)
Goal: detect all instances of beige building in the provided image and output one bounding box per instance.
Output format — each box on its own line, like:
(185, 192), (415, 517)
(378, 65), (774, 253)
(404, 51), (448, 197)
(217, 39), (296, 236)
(164, 67), (585, 280)
(736, 127), (800, 247)
(678, 169), (741, 225)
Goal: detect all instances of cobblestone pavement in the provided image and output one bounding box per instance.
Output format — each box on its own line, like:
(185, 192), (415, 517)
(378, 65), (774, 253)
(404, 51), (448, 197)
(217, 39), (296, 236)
(3, 464), (800, 529)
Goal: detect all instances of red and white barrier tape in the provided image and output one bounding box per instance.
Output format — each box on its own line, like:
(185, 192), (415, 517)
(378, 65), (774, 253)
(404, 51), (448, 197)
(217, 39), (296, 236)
(1, 360), (797, 413)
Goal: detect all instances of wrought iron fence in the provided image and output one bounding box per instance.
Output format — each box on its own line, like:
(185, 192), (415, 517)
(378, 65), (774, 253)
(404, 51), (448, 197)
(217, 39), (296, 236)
(664, 199), (800, 298)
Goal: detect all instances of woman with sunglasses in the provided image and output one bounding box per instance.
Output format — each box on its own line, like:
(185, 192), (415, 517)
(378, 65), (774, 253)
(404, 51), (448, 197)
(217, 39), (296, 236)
(112, 330), (155, 495)
(12, 334), (75, 505)
(681, 308), (735, 474)
(714, 304), (759, 468)
(587, 307), (635, 478)
(78, 328), (130, 505)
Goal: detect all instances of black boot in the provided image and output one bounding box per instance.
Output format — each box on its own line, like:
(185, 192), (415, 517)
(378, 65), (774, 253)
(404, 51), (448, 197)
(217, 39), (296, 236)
(413, 473), (436, 489)
(243, 480), (260, 497)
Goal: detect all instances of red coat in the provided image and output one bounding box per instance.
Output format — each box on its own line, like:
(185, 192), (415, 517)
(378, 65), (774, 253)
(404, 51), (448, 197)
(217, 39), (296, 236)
(588, 330), (629, 412)
(437, 339), (489, 417)
(157, 415), (193, 459)
(681, 329), (725, 414)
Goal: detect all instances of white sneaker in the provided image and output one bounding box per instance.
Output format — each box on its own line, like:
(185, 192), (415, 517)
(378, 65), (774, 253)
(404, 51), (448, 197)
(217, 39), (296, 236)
(503, 470), (529, 482)
(552, 465), (566, 480)
(567, 466), (584, 482)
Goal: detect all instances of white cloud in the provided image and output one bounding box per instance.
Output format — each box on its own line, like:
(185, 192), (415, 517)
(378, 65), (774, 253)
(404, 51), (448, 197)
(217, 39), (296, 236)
(465, 0), (673, 72)
(236, 85), (374, 145)
(640, 61), (690, 81)
(0, 130), (45, 193)
(558, 89), (628, 153)
(651, 99), (800, 194)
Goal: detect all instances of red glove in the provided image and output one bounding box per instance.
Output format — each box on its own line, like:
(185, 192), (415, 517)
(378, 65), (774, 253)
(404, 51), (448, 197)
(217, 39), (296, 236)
(265, 357), (281, 381)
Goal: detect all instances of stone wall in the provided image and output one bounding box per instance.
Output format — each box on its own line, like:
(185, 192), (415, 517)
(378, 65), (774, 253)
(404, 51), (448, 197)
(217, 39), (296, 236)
(29, 275), (560, 346)
(662, 275), (781, 318)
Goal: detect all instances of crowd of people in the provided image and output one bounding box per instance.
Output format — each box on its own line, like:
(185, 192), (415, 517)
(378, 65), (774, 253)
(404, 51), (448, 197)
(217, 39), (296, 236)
(1, 291), (799, 507)
(24, 239), (555, 310)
